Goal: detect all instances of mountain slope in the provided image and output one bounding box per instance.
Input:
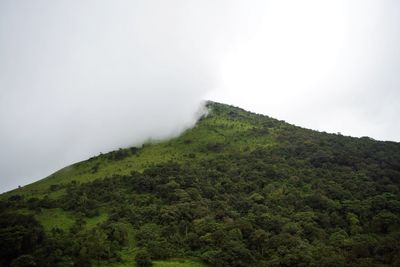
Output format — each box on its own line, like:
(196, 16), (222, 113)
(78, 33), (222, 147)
(1, 101), (400, 267)
(3, 101), (278, 199)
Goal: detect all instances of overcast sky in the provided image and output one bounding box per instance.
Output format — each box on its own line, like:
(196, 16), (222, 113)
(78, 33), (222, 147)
(1, 0), (399, 193)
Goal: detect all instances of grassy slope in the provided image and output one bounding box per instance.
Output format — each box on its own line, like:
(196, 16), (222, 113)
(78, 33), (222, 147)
(35, 208), (75, 232)
(3, 102), (278, 200)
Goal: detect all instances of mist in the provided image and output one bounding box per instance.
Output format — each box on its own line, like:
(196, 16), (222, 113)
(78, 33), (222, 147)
(0, 0), (247, 192)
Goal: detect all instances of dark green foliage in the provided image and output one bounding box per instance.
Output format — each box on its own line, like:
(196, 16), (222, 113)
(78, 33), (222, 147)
(130, 146), (140, 155)
(49, 184), (60, 191)
(136, 223), (173, 259)
(1, 102), (400, 266)
(0, 213), (44, 266)
(10, 255), (36, 267)
(135, 249), (153, 267)
(103, 148), (131, 161)
(204, 142), (225, 152)
(102, 145), (142, 161)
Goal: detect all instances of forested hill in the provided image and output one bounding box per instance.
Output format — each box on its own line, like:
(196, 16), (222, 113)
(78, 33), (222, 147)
(1, 101), (400, 267)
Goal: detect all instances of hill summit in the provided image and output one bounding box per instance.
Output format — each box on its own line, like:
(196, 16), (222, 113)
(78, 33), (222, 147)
(1, 101), (400, 267)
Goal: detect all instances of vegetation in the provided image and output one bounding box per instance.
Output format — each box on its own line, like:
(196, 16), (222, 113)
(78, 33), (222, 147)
(1, 101), (399, 266)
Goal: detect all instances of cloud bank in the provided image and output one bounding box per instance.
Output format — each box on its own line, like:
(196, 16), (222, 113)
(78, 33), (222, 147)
(0, 0), (247, 192)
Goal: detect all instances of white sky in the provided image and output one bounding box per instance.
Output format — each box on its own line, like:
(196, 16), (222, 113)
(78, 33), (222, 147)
(0, 0), (399, 192)
(209, 0), (400, 141)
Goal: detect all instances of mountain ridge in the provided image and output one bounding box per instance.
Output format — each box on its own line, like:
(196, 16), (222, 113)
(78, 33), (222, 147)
(2, 101), (280, 197)
(4, 101), (397, 198)
(1, 101), (400, 267)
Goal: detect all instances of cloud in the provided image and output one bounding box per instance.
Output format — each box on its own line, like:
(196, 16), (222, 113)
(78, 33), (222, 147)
(0, 0), (246, 192)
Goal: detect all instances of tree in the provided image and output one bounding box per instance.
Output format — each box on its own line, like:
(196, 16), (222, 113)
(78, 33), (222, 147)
(371, 211), (399, 234)
(0, 213), (44, 266)
(10, 255), (36, 267)
(135, 249), (152, 267)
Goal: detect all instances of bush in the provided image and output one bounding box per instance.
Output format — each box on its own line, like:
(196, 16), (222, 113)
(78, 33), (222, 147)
(135, 249), (152, 267)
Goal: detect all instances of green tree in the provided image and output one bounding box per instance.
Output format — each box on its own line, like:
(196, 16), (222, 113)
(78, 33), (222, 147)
(135, 249), (152, 267)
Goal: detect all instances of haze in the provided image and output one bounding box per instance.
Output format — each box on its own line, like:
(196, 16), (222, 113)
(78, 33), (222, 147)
(1, 0), (399, 192)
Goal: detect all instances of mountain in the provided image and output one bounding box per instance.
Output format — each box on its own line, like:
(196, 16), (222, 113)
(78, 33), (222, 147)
(1, 101), (400, 267)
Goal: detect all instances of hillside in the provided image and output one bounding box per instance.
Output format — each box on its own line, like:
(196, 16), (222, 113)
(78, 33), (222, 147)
(1, 101), (400, 267)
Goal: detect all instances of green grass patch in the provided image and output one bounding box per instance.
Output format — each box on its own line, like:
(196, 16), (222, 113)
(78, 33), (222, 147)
(35, 208), (75, 232)
(85, 212), (108, 229)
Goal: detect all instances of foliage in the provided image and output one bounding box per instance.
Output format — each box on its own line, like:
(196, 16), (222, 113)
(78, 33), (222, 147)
(135, 249), (153, 267)
(1, 101), (400, 266)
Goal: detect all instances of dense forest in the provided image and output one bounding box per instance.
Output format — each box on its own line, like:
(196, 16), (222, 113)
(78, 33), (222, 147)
(1, 102), (400, 267)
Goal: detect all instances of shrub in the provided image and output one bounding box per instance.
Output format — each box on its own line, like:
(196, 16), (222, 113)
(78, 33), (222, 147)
(135, 249), (152, 267)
